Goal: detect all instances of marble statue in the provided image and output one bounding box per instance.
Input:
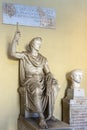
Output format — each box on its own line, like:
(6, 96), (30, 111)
(11, 31), (60, 129)
(70, 69), (83, 88)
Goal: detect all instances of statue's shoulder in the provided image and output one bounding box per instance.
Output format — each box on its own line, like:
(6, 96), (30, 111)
(19, 51), (29, 61)
(21, 51), (29, 56)
(39, 53), (47, 62)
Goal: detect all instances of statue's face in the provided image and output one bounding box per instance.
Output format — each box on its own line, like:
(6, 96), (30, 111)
(72, 72), (83, 83)
(32, 39), (42, 51)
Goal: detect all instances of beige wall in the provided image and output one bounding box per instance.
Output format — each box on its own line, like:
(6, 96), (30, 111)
(0, 0), (87, 130)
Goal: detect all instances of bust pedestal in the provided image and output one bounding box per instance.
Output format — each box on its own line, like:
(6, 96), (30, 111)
(67, 88), (85, 99)
(62, 88), (87, 130)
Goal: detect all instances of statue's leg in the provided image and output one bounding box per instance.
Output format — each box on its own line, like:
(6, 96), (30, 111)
(34, 87), (48, 128)
(39, 113), (48, 129)
(50, 85), (59, 121)
(46, 85), (58, 121)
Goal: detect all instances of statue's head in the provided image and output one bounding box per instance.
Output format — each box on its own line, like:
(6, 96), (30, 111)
(70, 69), (83, 83)
(29, 37), (42, 51)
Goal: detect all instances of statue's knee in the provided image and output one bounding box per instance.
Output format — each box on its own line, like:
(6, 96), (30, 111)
(35, 87), (41, 96)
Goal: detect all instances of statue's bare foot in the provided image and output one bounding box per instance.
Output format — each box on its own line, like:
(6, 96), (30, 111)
(46, 115), (51, 121)
(39, 118), (48, 129)
(46, 116), (58, 121)
(50, 116), (58, 121)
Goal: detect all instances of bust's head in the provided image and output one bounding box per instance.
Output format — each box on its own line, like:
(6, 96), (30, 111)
(71, 69), (83, 84)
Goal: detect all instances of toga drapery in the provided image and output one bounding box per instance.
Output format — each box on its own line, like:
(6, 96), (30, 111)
(19, 51), (58, 118)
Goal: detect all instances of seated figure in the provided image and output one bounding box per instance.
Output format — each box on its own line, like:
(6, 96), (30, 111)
(11, 31), (60, 128)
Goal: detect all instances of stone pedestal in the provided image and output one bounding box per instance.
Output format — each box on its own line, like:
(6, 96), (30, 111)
(62, 88), (87, 130)
(18, 116), (73, 130)
(67, 88), (85, 99)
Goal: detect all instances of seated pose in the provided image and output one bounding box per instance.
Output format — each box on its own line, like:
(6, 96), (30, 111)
(11, 31), (60, 128)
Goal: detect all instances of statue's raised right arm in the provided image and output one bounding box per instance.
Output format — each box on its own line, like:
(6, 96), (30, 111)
(11, 31), (24, 59)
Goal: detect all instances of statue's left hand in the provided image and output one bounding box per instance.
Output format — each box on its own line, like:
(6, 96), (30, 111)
(18, 87), (26, 95)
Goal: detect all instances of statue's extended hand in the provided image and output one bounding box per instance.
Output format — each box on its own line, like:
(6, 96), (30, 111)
(14, 31), (21, 44)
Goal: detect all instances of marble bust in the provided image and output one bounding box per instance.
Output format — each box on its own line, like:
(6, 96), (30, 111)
(70, 69), (83, 88)
(65, 69), (84, 99)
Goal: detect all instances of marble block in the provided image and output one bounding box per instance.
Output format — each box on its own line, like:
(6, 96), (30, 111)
(67, 88), (85, 99)
(62, 98), (87, 130)
(18, 116), (73, 130)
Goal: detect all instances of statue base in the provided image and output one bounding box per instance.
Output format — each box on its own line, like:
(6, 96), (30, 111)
(18, 116), (73, 130)
(67, 88), (85, 99)
(62, 98), (87, 130)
